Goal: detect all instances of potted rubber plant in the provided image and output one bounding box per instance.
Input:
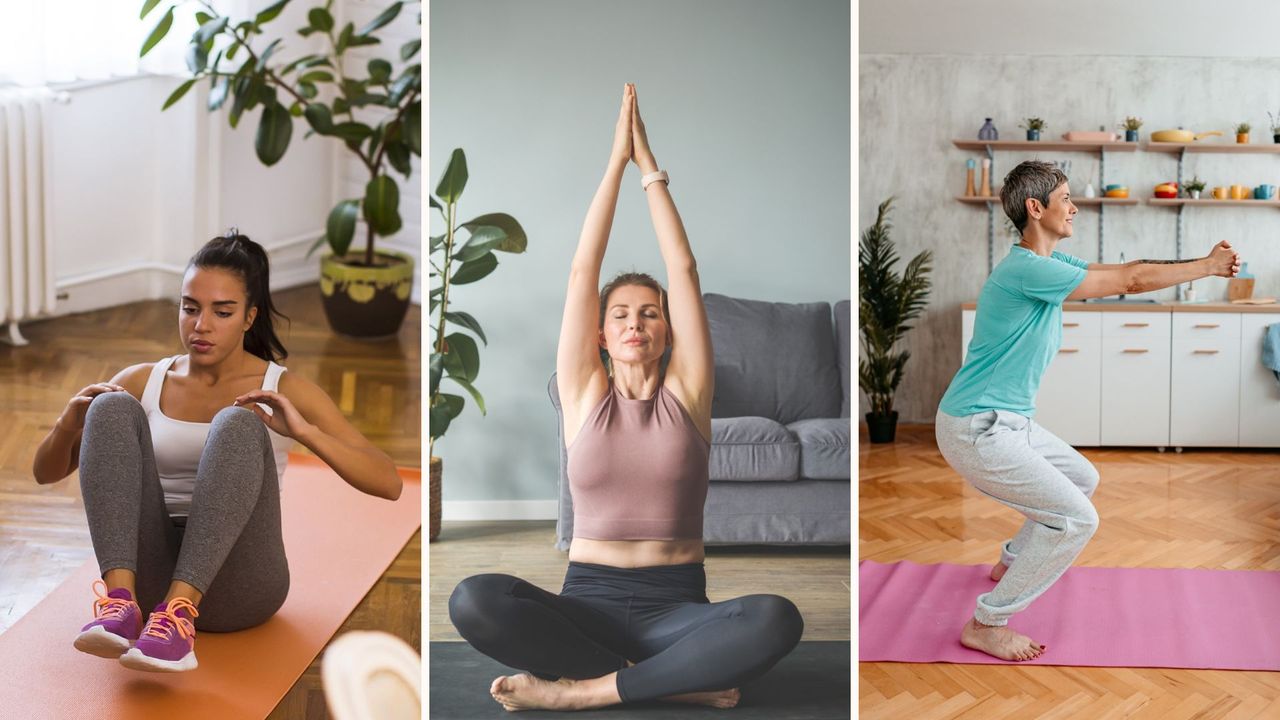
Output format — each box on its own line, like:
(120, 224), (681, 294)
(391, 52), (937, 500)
(859, 197), (932, 444)
(1237, 122), (1251, 144)
(1021, 117), (1046, 141)
(141, 0), (422, 339)
(428, 148), (528, 540)
(1120, 116), (1143, 142)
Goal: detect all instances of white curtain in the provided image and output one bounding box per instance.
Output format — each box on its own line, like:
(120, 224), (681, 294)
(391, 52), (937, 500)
(0, 0), (218, 87)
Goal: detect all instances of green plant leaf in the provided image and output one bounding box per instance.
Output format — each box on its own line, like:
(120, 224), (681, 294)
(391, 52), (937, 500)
(436, 148), (467, 203)
(445, 311), (487, 345)
(404, 101), (421, 155)
(449, 376), (486, 415)
(308, 7), (334, 32)
(255, 102), (293, 166)
(208, 76), (230, 111)
(429, 196), (442, 210)
(386, 141), (412, 177)
(400, 38), (420, 61)
(364, 176), (402, 236)
(140, 0), (162, 20)
(336, 22), (354, 53)
(298, 82), (318, 99)
(195, 11), (212, 25)
(331, 122), (373, 142)
(349, 35), (380, 47)
(185, 42), (208, 74)
(306, 234), (328, 258)
(451, 252), (497, 285)
(226, 40), (241, 60)
(429, 393), (464, 441)
(304, 103), (333, 133)
(358, 1), (402, 35)
(255, 38), (283, 72)
(368, 58), (392, 84)
(255, 0), (289, 25)
(454, 226), (507, 263)
(299, 70), (333, 83)
(162, 78), (196, 110)
(388, 70), (416, 105)
(443, 333), (480, 382)
(325, 199), (359, 257)
(280, 54), (330, 75)
(429, 233), (446, 252)
(140, 5), (175, 57)
(194, 16), (228, 44)
(429, 352), (443, 398)
(460, 213), (527, 253)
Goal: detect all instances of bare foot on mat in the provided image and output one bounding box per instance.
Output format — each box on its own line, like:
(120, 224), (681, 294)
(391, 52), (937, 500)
(661, 688), (741, 708)
(490, 673), (614, 712)
(960, 617), (1045, 661)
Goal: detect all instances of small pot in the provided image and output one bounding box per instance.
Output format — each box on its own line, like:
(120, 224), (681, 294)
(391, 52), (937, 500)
(319, 250), (414, 340)
(1125, 129), (1139, 142)
(1026, 129), (1041, 141)
(865, 411), (899, 444)
(1273, 133), (1280, 144)
(1238, 133), (1250, 144)
(1189, 189), (1201, 199)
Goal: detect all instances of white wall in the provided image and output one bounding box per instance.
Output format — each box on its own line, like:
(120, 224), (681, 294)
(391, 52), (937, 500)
(859, 53), (1280, 423)
(431, 0), (852, 510)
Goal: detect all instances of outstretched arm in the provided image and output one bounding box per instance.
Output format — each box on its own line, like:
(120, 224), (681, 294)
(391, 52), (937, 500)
(630, 87), (714, 429)
(1068, 241), (1240, 300)
(556, 85), (634, 411)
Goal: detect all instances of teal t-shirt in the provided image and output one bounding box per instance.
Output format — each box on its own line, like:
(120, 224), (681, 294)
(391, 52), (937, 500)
(938, 245), (1089, 418)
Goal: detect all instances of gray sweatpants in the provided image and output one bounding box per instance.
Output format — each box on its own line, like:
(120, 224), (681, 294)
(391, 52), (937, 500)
(934, 409), (1100, 626)
(78, 392), (290, 632)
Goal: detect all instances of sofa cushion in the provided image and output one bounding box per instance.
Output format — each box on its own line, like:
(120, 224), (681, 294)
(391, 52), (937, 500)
(704, 293), (841, 425)
(835, 300), (851, 418)
(709, 417), (799, 482)
(786, 418), (850, 480)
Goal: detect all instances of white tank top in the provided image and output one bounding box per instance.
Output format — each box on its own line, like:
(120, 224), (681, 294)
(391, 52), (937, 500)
(140, 355), (294, 516)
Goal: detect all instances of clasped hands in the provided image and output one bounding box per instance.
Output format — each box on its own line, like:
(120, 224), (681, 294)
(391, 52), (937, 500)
(611, 83), (658, 173)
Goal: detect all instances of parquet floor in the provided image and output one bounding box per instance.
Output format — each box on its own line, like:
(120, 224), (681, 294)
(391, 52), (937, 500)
(0, 285), (420, 719)
(860, 424), (1280, 720)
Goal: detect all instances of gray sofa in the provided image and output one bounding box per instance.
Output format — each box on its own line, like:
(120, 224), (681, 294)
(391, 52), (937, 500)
(549, 293), (851, 549)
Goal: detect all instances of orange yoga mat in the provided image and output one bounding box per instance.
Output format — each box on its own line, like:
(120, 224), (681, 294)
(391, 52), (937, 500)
(0, 453), (420, 719)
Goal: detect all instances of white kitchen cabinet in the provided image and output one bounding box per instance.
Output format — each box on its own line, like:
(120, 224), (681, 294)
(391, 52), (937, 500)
(1170, 313), (1241, 447)
(1101, 313), (1171, 447)
(1238, 313), (1280, 447)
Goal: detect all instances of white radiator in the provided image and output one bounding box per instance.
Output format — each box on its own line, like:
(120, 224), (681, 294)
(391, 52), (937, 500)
(0, 87), (57, 345)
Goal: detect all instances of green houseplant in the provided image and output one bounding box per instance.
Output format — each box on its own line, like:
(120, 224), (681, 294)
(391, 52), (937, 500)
(1268, 110), (1280, 143)
(1020, 117), (1046, 141)
(1184, 176), (1206, 199)
(140, 0), (422, 338)
(428, 148), (528, 540)
(858, 197), (932, 443)
(1237, 122), (1251, 144)
(1120, 116), (1143, 142)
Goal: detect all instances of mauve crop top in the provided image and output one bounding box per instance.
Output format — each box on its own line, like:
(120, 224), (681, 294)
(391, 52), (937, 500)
(566, 380), (710, 541)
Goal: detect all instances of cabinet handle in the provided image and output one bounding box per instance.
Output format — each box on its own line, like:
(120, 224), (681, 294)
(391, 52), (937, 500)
(1063, 322), (1080, 328)
(1193, 323), (1220, 329)
(1193, 349), (1220, 354)
(1122, 322), (1150, 328)
(1059, 348), (1079, 353)
(1122, 348), (1149, 353)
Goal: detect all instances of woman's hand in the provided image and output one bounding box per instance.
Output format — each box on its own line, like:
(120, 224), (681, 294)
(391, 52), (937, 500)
(1205, 240), (1241, 278)
(58, 383), (126, 433)
(235, 390), (315, 440)
(610, 83), (634, 167)
(630, 85), (658, 173)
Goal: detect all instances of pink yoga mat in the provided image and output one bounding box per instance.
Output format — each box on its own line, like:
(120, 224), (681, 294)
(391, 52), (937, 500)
(860, 560), (1280, 670)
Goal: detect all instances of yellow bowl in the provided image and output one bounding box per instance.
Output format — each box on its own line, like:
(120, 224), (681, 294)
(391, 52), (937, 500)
(1105, 189), (1130, 198)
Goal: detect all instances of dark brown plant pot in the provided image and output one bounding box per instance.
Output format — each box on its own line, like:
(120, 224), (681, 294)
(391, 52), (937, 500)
(319, 250), (414, 340)
(429, 456), (441, 542)
(865, 411), (899, 443)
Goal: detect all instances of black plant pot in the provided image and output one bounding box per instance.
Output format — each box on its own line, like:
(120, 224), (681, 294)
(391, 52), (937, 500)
(1026, 129), (1041, 141)
(1273, 133), (1280, 144)
(1125, 130), (1139, 142)
(865, 411), (899, 444)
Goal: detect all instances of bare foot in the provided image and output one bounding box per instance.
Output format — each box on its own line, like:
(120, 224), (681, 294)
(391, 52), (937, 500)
(960, 617), (1045, 661)
(661, 688), (741, 708)
(991, 561), (1008, 581)
(490, 673), (617, 712)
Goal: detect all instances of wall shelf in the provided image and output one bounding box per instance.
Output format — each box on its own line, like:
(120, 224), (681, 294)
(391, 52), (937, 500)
(1148, 198), (1280, 207)
(1145, 142), (1280, 155)
(956, 196), (1139, 206)
(953, 140), (1138, 153)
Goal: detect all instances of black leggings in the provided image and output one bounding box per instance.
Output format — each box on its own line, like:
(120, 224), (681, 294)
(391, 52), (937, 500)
(448, 561), (803, 703)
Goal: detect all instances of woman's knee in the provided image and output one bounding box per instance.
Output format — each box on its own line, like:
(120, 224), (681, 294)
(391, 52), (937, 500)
(448, 574), (517, 638)
(1069, 460), (1101, 498)
(1067, 499), (1100, 539)
(740, 594), (804, 654)
(85, 390), (143, 426)
(209, 405), (268, 444)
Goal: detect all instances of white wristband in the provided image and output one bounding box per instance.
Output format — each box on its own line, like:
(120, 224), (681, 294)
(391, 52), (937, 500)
(641, 170), (669, 190)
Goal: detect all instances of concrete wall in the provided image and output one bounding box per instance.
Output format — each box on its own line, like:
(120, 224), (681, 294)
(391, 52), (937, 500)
(859, 53), (1280, 422)
(431, 0), (851, 512)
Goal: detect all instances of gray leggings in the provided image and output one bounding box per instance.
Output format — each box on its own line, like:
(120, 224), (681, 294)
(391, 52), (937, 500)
(935, 409), (1100, 626)
(78, 392), (289, 632)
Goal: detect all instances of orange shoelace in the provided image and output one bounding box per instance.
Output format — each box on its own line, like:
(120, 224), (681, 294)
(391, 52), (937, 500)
(141, 597), (200, 642)
(90, 579), (136, 620)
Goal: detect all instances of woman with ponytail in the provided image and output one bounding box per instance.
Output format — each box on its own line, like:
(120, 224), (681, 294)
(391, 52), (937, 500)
(32, 231), (403, 673)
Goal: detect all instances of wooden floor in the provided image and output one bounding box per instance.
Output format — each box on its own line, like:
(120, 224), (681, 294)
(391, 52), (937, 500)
(0, 286), (420, 720)
(429, 520), (851, 643)
(860, 424), (1280, 720)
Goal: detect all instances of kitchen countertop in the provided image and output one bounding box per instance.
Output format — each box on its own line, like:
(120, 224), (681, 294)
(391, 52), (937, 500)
(960, 300), (1280, 313)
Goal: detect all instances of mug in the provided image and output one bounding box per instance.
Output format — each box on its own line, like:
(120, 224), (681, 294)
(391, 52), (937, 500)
(1231, 184), (1249, 200)
(1255, 184), (1277, 200)
(1213, 186), (1229, 199)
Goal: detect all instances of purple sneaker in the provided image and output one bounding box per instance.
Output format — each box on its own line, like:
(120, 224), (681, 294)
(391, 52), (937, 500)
(74, 580), (142, 658)
(119, 597), (200, 672)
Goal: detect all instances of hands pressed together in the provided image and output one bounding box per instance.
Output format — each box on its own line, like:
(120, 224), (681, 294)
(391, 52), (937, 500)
(611, 83), (658, 173)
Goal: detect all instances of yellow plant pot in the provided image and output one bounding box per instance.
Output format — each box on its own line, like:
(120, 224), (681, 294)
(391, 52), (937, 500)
(319, 250), (415, 339)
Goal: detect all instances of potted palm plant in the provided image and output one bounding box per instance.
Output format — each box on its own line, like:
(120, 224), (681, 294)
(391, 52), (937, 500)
(1237, 122), (1251, 144)
(141, 0), (422, 339)
(859, 197), (932, 443)
(428, 149), (528, 541)
(1021, 117), (1046, 141)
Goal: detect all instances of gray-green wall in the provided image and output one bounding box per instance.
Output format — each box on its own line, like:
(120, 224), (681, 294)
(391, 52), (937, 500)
(430, 0), (850, 508)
